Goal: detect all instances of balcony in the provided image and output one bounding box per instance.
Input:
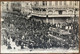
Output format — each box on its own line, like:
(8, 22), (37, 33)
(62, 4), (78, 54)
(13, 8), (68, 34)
(31, 12), (77, 17)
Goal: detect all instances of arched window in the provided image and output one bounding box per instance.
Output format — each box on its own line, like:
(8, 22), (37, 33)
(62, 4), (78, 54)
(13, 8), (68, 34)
(48, 10), (53, 14)
(68, 10), (73, 14)
(63, 10), (67, 14)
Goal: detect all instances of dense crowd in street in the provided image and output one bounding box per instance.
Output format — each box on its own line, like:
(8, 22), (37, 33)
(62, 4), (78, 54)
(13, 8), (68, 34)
(1, 11), (79, 50)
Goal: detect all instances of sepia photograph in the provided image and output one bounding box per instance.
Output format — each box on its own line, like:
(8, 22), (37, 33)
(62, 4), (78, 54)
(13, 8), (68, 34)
(1, 1), (79, 53)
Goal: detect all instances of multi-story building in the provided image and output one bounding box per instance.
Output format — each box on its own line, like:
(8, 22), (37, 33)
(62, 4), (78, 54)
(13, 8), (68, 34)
(30, 1), (79, 30)
(1, 1), (79, 30)
(31, 1), (79, 23)
(1, 1), (31, 12)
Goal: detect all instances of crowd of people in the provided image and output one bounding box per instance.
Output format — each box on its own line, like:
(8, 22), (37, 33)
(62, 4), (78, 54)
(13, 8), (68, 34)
(2, 11), (79, 50)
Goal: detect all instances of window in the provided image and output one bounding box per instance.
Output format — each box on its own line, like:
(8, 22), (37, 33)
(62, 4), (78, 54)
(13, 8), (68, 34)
(49, 1), (52, 5)
(2, 2), (4, 4)
(26, 3), (28, 5)
(64, 1), (66, 5)
(43, 1), (47, 6)
(7, 4), (8, 11)
(43, 1), (45, 6)
(35, 2), (38, 6)
(36, 2), (38, 5)
(59, 1), (62, 5)
(75, 1), (78, 6)
(55, 1), (58, 5)
(59, 10), (62, 15)
(70, 1), (72, 5)
(43, 8), (46, 11)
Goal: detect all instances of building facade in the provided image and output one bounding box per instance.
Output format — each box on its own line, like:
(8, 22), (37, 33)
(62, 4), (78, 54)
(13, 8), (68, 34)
(1, 1), (79, 30)
(31, 1), (79, 17)
(30, 1), (79, 27)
